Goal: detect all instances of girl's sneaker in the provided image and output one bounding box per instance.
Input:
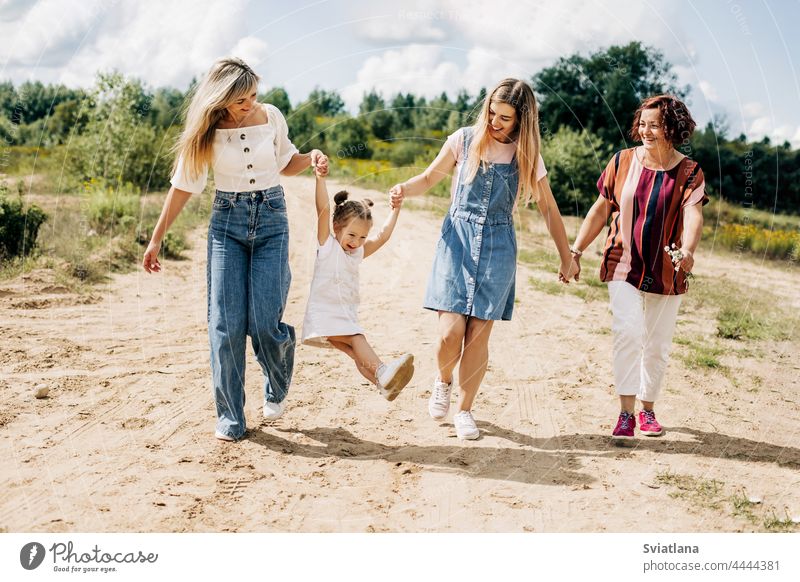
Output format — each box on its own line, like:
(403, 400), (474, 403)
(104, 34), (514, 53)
(611, 411), (636, 440)
(454, 410), (480, 440)
(638, 409), (663, 436)
(377, 354), (415, 401)
(428, 378), (453, 419)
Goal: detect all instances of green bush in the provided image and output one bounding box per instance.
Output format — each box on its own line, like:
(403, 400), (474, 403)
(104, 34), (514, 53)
(0, 182), (48, 260)
(161, 231), (187, 259)
(386, 139), (429, 166)
(84, 179), (140, 234)
(541, 127), (611, 216)
(326, 117), (373, 160)
(66, 72), (174, 192)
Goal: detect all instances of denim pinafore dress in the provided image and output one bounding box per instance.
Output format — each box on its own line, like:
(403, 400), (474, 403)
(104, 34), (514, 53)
(423, 127), (519, 321)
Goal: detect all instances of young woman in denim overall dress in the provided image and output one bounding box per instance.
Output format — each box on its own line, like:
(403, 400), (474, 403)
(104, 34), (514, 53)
(390, 79), (577, 439)
(142, 58), (328, 441)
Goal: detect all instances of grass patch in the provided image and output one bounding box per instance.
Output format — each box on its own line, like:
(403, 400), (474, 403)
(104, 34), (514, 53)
(706, 196), (800, 261)
(518, 247), (555, 270)
(657, 472), (799, 532)
(680, 341), (725, 370)
(682, 275), (797, 342)
(590, 326), (611, 335)
(527, 273), (606, 302)
(1, 177), (210, 286)
(730, 491), (798, 532)
(762, 511), (798, 532)
(716, 306), (787, 341)
(707, 195), (800, 232)
(712, 223), (799, 261)
(571, 274), (606, 302)
(528, 276), (564, 296)
(656, 471), (725, 511)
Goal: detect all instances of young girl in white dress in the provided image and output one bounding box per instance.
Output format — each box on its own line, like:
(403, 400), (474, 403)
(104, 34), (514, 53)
(301, 169), (414, 400)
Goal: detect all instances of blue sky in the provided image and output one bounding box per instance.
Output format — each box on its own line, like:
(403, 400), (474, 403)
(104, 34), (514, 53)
(1, 0), (798, 146)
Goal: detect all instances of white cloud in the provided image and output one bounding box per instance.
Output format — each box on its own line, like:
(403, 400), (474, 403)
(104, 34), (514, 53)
(343, 0), (693, 111)
(742, 101), (765, 118)
(340, 44), (531, 111)
(0, 0), (36, 21)
(355, 1), (448, 43)
(0, 0), (267, 89)
(341, 44), (461, 109)
(747, 118), (800, 147)
(0, 0), (107, 68)
(698, 80), (718, 102)
(735, 101), (800, 147)
(230, 37), (270, 68)
(441, 0), (686, 65)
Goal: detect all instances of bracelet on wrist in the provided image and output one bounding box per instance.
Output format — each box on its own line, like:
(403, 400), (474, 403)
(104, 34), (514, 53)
(570, 247), (583, 257)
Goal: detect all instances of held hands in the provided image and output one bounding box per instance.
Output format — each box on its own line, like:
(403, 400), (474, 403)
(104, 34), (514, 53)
(310, 150), (329, 177)
(558, 256), (580, 284)
(142, 240), (162, 273)
(389, 183), (404, 210)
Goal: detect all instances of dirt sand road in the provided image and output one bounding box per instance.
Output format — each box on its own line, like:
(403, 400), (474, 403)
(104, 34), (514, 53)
(2, 175), (799, 532)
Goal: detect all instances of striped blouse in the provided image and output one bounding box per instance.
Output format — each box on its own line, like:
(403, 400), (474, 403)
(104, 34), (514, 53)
(597, 148), (707, 295)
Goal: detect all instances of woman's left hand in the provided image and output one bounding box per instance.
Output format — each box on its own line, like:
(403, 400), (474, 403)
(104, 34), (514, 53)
(677, 248), (694, 273)
(310, 150), (329, 176)
(558, 257), (579, 284)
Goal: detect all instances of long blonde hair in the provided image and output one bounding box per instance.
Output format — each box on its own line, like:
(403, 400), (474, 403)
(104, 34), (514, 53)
(463, 78), (542, 206)
(172, 57), (260, 181)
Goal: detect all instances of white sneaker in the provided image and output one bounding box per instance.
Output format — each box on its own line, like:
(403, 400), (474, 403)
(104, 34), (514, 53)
(377, 354), (415, 401)
(263, 400), (286, 421)
(214, 430), (235, 442)
(454, 410), (480, 440)
(428, 378), (452, 419)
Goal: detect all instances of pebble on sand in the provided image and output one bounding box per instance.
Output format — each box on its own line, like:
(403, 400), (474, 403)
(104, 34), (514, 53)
(34, 384), (50, 399)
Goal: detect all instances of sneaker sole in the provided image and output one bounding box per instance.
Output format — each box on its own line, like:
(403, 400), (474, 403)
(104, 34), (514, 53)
(641, 429), (663, 436)
(610, 434), (635, 441)
(215, 431), (235, 442)
(382, 355), (415, 402)
(429, 409), (448, 420)
(456, 431), (480, 440)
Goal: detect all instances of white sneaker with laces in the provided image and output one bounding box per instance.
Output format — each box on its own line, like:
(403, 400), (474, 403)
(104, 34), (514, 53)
(377, 354), (415, 401)
(428, 378), (452, 420)
(454, 410), (480, 440)
(263, 400), (286, 421)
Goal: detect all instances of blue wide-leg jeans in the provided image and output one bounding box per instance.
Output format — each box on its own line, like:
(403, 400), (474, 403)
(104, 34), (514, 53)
(207, 186), (295, 440)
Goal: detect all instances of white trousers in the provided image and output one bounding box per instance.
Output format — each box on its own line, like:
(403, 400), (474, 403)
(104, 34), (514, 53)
(608, 281), (682, 402)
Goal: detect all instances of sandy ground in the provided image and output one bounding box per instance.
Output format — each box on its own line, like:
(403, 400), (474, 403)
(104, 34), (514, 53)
(1, 175), (799, 532)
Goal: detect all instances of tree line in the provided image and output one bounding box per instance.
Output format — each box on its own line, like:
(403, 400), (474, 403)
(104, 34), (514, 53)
(1, 42), (798, 216)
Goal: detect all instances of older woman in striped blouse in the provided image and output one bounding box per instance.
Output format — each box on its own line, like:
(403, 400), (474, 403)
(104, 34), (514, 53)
(571, 95), (707, 441)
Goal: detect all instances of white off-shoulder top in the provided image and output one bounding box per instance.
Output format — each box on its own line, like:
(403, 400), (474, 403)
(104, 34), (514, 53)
(170, 103), (299, 194)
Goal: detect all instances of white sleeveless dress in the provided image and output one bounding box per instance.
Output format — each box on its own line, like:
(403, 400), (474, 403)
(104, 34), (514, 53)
(301, 235), (365, 348)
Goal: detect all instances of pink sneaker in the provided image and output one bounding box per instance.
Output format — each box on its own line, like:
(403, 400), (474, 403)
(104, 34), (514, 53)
(611, 411), (636, 440)
(638, 409), (663, 436)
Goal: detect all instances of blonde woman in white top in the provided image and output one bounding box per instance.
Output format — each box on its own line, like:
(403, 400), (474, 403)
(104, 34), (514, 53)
(142, 57), (328, 441)
(300, 168), (414, 401)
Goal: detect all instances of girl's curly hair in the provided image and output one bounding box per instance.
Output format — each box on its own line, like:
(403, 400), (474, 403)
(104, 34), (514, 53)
(332, 190), (373, 228)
